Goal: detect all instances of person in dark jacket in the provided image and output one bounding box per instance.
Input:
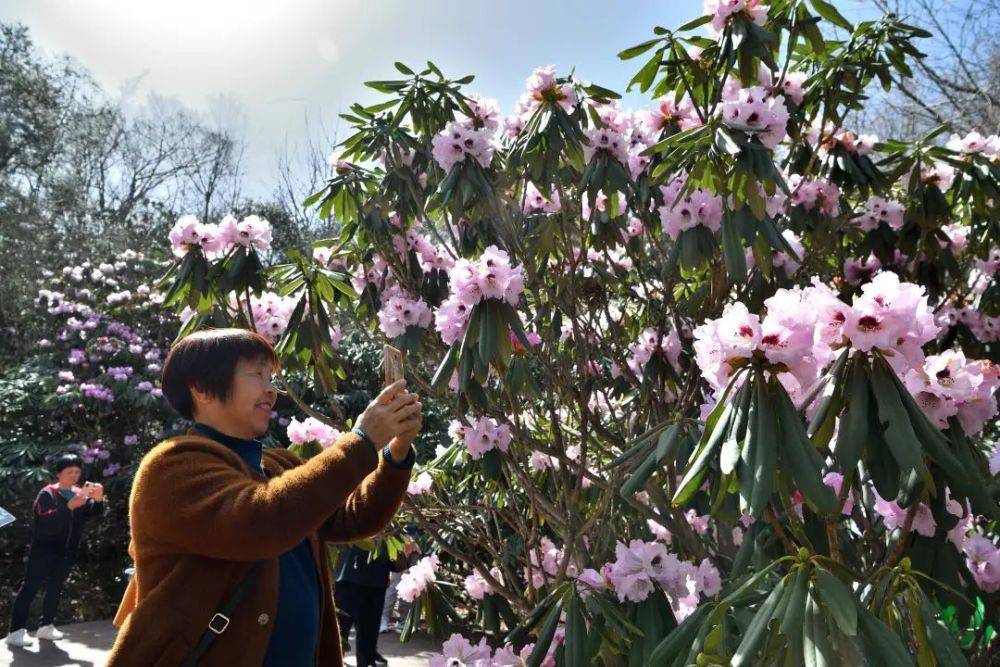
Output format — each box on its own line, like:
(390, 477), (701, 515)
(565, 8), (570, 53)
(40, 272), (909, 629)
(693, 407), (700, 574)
(335, 544), (391, 667)
(5, 453), (106, 647)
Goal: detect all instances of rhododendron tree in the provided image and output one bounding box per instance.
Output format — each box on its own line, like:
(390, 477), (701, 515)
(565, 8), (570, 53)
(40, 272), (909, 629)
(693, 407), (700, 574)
(157, 2), (1000, 664)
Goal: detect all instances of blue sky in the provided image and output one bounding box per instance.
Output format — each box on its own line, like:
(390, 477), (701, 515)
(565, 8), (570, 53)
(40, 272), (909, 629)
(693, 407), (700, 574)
(1, 0), (882, 198)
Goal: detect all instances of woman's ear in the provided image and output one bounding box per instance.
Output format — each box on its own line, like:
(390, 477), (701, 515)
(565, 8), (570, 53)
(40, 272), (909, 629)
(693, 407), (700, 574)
(189, 386), (214, 414)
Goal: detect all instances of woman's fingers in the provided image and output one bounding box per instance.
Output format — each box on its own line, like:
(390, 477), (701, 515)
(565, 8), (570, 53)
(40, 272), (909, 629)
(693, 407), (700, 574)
(386, 391), (418, 411)
(376, 379), (409, 405)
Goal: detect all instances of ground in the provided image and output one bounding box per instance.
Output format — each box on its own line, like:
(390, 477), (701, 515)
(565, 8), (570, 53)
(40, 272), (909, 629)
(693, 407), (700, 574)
(0, 621), (438, 666)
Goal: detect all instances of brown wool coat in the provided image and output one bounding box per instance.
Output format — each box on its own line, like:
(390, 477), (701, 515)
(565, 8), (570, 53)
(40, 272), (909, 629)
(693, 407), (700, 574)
(106, 431), (412, 667)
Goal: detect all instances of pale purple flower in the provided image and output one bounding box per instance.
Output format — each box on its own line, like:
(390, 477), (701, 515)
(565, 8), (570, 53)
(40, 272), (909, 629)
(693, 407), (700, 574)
(428, 634), (492, 667)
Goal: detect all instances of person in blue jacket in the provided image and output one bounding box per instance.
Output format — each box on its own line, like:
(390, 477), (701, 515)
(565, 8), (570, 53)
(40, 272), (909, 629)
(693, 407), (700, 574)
(5, 453), (106, 647)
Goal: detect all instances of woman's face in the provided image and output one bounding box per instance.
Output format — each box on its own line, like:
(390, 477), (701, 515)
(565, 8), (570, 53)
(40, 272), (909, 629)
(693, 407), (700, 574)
(58, 466), (81, 487)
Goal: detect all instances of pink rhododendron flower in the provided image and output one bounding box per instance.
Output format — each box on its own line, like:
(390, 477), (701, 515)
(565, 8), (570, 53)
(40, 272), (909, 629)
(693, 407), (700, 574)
(962, 534), (1000, 592)
(398, 554), (439, 602)
(788, 176), (841, 216)
(852, 196), (905, 232)
(431, 121), (495, 172)
(940, 223), (969, 253)
(428, 633), (493, 667)
(220, 214), (272, 251)
(450, 416), (512, 460)
(522, 182), (561, 214)
(842, 272), (939, 355)
(658, 175), (723, 240)
(407, 471), (433, 496)
(705, 0), (769, 37)
(377, 287), (433, 339)
(921, 161), (956, 190)
(823, 472), (853, 515)
(720, 85), (788, 149)
(844, 256), (881, 285)
(459, 95), (501, 131)
(693, 301), (762, 392)
(642, 92), (701, 132)
(434, 297), (473, 346)
(168, 215), (226, 257)
(286, 417), (342, 449)
(874, 494), (937, 537)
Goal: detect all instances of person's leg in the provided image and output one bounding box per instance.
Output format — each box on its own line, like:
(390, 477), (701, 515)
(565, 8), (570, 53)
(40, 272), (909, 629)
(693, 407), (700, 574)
(355, 584), (385, 666)
(9, 545), (58, 632)
(40, 549), (76, 627)
(380, 572), (401, 631)
(334, 580), (360, 642)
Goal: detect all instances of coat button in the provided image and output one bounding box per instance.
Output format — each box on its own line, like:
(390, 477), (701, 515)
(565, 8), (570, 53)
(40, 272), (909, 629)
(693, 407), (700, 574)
(257, 613), (270, 625)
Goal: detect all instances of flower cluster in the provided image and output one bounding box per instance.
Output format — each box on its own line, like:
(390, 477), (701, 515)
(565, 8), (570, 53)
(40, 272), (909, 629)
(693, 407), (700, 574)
(523, 536), (575, 588)
(464, 566), (503, 600)
(377, 286), (433, 339)
(720, 85), (788, 149)
(522, 182), (562, 214)
(431, 121), (495, 173)
(246, 291), (298, 342)
(788, 176), (841, 216)
(658, 175), (724, 240)
(286, 416), (342, 449)
(642, 92), (701, 133)
(432, 95), (498, 172)
(503, 65), (578, 137)
(627, 327), (682, 379)
(903, 350), (1000, 435)
(596, 540), (721, 618)
(449, 416), (512, 460)
(429, 634), (541, 667)
(398, 554), (439, 602)
(946, 129), (1000, 160)
(168, 213), (272, 257)
(435, 245), (524, 344)
(407, 471), (434, 496)
(704, 0), (769, 37)
(851, 196), (906, 232)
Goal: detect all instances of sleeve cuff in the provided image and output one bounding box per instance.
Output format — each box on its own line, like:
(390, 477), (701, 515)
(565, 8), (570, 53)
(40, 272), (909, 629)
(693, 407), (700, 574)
(382, 444), (416, 470)
(351, 427), (379, 457)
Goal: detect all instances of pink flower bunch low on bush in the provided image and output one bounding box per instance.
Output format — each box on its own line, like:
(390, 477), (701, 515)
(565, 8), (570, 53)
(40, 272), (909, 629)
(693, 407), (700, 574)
(597, 539), (721, 618)
(398, 554), (439, 602)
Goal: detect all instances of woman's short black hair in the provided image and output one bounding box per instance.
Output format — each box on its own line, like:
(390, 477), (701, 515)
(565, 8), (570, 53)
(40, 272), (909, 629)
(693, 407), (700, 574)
(161, 328), (279, 420)
(53, 453), (83, 474)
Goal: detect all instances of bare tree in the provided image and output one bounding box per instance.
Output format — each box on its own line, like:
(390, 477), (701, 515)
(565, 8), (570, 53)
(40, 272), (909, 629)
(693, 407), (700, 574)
(272, 111), (339, 235)
(859, 0), (1000, 139)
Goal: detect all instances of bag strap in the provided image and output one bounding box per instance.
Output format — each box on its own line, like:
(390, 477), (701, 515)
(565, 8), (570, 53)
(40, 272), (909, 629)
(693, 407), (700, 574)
(180, 560), (265, 667)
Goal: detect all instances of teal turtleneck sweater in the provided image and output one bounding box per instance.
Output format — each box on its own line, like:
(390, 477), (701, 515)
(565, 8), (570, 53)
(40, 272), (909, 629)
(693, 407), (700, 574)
(193, 423), (320, 667)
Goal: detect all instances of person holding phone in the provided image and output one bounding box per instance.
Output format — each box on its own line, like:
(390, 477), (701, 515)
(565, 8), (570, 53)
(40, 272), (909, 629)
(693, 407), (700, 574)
(107, 328), (422, 667)
(5, 453), (106, 647)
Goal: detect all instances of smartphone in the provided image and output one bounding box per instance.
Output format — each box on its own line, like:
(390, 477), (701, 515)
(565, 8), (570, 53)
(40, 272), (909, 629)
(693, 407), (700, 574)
(383, 344), (404, 386)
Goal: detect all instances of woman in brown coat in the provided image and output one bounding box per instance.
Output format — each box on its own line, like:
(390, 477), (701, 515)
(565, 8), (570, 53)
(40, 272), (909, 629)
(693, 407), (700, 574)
(107, 328), (421, 667)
